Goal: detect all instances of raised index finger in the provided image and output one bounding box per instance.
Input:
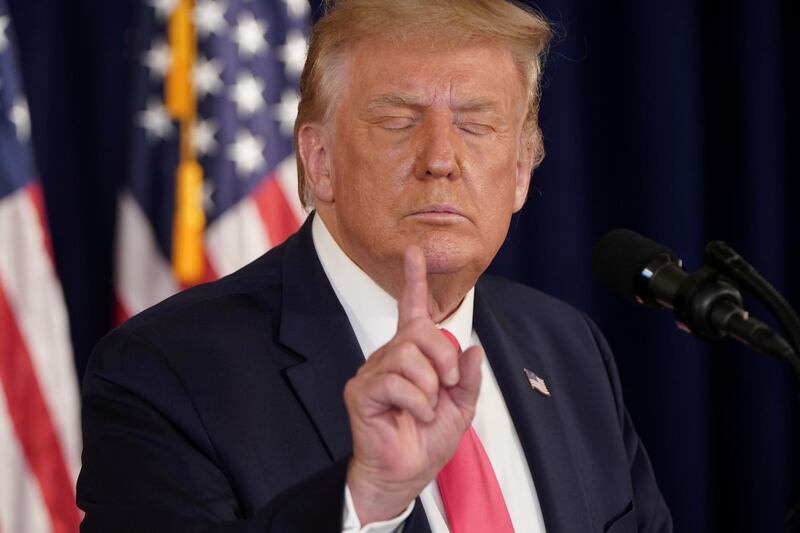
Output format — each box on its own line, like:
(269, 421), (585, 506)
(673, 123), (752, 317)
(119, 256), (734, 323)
(398, 245), (430, 326)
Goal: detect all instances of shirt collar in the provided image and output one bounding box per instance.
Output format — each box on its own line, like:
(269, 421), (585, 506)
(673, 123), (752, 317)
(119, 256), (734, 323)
(311, 214), (475, 358)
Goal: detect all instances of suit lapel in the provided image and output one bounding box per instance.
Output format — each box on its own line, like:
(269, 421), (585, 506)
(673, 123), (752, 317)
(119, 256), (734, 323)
(474, 284), (592, 532)
(276, 218), (434, 532)
(403, 500), (433, 533)
(277, 216), (365, 461)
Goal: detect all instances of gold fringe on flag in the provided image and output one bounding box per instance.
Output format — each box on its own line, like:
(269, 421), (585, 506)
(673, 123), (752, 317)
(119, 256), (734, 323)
(166, 0), (205, 284)
(172, 160), (205, 282)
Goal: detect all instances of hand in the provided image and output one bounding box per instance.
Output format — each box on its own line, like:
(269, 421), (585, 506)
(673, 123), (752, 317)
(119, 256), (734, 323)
(344, 246), (484, 525)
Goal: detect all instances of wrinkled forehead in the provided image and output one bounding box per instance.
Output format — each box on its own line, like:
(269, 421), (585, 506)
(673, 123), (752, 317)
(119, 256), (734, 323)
(331, 36), (528, 114)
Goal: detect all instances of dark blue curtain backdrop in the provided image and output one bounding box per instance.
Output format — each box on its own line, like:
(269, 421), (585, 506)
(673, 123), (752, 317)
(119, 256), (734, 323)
(7, 0), (798, 531)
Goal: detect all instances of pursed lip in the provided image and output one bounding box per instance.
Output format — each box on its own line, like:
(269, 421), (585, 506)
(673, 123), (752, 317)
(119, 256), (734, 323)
(408, 204), (466, 218)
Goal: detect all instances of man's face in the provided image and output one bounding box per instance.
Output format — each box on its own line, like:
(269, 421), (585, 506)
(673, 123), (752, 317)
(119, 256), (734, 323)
(310, 38), (534, 284)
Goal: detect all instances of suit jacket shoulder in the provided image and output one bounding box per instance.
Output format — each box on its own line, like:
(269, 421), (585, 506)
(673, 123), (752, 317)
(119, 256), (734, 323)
(79, 220), (360, 532)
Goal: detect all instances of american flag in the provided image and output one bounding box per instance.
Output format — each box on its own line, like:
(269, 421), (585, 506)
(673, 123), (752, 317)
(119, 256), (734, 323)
(524, 368), (551, 397)
(116, 0), (309, 320)
(0, 2), (82, 532)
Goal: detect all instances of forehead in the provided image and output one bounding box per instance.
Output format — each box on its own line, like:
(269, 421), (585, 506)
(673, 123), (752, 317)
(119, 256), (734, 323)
(337, 37), (526, 111)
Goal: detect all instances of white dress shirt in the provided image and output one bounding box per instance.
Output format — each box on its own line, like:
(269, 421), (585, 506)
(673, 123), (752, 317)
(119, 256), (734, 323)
(311, 215), (546, 533)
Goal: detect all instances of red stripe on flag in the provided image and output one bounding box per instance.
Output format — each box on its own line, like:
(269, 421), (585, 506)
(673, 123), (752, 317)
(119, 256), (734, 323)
(252, 174), (300, 247)
(26, 182), (55, 263)
(113, 295), (130, 327)
(0, 284), (80, 533)
(200, 252), (219, 283)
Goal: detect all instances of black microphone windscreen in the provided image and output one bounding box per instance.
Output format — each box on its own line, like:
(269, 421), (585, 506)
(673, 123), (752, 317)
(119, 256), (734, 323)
(592, 229), (677, 302)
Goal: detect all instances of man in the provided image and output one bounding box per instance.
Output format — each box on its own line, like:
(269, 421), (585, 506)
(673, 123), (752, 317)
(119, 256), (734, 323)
(78, 1), (672, 531)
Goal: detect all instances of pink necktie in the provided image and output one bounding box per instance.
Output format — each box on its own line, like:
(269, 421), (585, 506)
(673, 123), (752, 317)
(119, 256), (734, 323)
(436, 328), (515, 533)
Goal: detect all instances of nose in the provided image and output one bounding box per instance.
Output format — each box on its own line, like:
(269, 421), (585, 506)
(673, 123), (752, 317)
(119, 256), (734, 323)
(415, 112), (463, 180)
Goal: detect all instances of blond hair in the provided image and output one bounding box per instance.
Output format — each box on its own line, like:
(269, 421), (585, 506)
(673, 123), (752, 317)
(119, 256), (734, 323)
(294, 0), (552, 208)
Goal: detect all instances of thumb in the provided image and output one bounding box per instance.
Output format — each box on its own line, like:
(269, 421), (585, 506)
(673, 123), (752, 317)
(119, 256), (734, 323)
(448, 345), (483, 416)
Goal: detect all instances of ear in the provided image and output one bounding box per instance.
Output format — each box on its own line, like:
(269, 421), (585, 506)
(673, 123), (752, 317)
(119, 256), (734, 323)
(512, 135), (536, 213)
(297, 123), (334, 203)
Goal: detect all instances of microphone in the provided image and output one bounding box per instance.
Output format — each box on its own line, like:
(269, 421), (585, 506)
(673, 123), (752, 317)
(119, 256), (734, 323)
(592, 229), (795, 360)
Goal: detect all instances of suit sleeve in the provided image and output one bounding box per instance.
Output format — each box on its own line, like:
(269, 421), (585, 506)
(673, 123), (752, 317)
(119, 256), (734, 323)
(582, 315), (673, 533)
(77, 328), (349, 533)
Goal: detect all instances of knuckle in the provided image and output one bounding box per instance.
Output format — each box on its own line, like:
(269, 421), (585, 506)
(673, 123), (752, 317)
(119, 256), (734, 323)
(343, 379), (359, 410)
(393, 341), (417, 361)
(403, 340), (423, 359)
(420, 366), (439, 392)
(343, 377), (358, 400)
(383, 373), (404, 396)
(428, 340), (453, 366)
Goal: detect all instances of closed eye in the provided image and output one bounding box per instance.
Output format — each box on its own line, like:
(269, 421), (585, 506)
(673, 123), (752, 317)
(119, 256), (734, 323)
(457, 122), (493, 136)
(376, 117), (416, 130)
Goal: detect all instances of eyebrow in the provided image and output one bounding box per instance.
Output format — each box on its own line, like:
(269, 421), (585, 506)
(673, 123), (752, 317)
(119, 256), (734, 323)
(365, 93), (501, 113)
(366, 94), (422, 110)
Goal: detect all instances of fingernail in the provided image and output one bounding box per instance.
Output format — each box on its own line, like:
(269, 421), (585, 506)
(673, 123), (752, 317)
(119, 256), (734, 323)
(446, 368), (459, 386)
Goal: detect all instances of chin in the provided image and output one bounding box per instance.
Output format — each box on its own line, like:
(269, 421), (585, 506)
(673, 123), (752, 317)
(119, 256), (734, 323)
(418, 233), (485, 275)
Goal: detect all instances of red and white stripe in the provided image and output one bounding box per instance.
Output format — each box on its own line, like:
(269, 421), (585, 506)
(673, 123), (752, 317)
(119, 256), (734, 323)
(0, 182), (82, 533)
(115, 156), (306, 321)
(114, 190), (181, 320)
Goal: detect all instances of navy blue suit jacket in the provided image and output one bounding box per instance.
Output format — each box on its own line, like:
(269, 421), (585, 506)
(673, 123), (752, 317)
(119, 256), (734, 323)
(77, 216), (671, 532)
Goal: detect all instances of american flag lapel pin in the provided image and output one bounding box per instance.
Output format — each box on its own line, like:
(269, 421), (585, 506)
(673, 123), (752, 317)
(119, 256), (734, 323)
(523, 368), (551, 397)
